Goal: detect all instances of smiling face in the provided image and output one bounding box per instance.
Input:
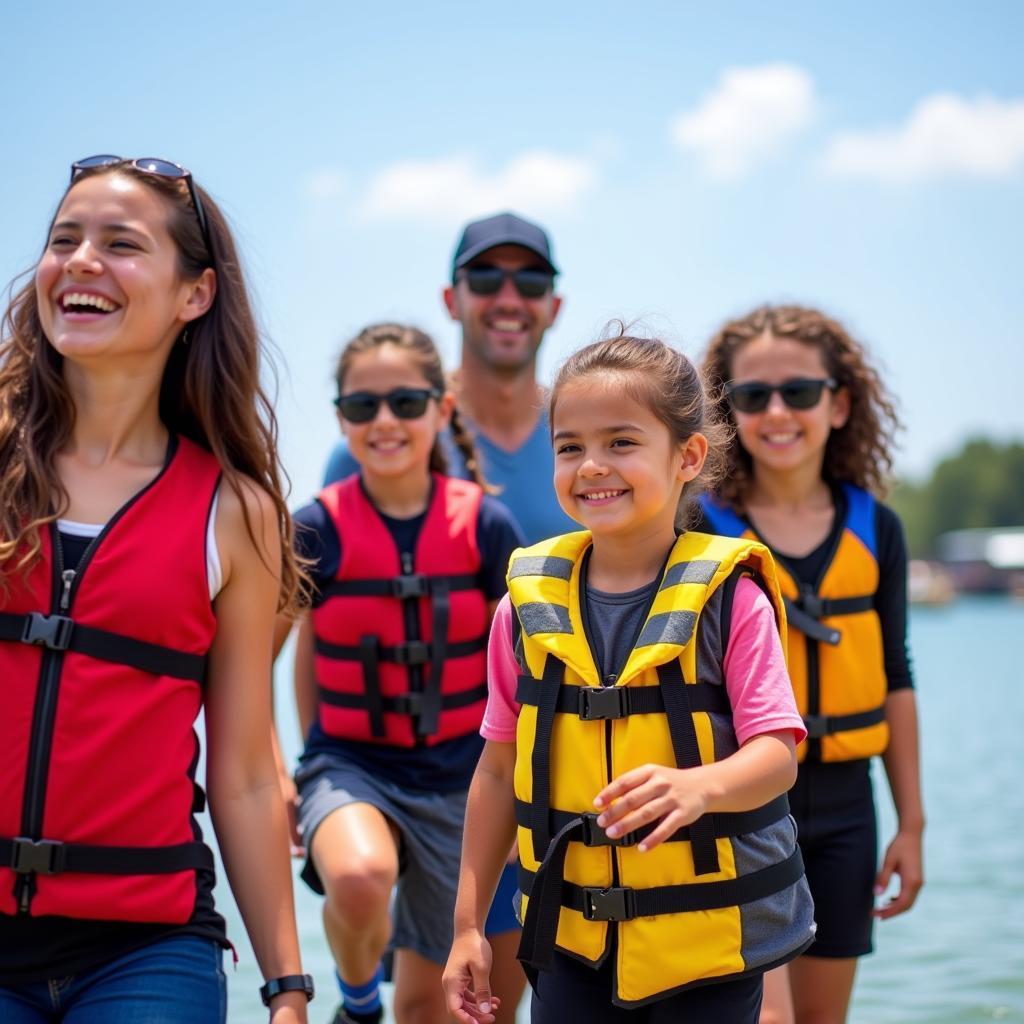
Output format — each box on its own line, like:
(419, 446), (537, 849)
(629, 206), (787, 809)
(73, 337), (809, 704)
(443, 244), (561, 376)
(728, 332), (850, 481)
(34, 172), (210, 368)
(551, 373), (704, 545)
(338, 342), (453, 482)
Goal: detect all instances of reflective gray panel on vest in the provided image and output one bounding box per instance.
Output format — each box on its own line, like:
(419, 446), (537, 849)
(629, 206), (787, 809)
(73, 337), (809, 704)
(660, 559), (720, 589)
(637, 610), (697, 648)
(509, 556), (575, 581)
(517, 602), (573, 636)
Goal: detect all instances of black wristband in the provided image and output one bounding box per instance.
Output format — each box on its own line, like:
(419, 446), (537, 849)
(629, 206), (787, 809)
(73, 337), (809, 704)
(259, 973), (315, 1006)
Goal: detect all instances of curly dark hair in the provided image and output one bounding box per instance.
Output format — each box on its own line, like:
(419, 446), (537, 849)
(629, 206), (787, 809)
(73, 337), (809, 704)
(702, 304), (901, 508)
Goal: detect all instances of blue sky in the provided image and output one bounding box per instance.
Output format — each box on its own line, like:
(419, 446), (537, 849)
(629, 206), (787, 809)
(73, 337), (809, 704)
(3, 2), (1022, 503)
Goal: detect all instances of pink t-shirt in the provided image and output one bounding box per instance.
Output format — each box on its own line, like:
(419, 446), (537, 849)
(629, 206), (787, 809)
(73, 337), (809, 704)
(481, 576), (806, 747)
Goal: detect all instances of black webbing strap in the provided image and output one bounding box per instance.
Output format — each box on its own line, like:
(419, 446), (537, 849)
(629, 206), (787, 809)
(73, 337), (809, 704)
(317, 682), (488, 714)
(2, 836), (214, 877)
(783, 599), (841, 645)
(314, 635), (485, 663)
(358, 635), (387, 738)
(418, 578), (450, 737)
(657, 661), (719, 875)
(319, 573), (479, 600)
(515, 676), (731, 719)
(784, 593), (874, 647)
(0, 612), (207, 683)
(518, 846), (805, 925)
(803, 705), (886, 740)
(529, 656), (563, 864)
(513, 793), (790, 847)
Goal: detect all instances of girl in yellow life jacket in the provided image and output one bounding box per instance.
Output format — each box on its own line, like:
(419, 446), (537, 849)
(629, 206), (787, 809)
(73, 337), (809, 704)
(443, 328), (814, 1024)
(698, 306), (924, 1024)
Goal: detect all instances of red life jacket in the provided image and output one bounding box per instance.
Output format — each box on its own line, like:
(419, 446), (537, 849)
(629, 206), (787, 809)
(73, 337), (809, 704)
(313, 474), (489, 747)
(0, 437), (220, 924)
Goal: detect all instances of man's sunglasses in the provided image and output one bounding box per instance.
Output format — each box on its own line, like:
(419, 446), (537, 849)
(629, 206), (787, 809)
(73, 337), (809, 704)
(71, 155), (212, 258)
(334, 387), (442, 424)
(460, 264), (554, 299)
(725, 377), (838, 414)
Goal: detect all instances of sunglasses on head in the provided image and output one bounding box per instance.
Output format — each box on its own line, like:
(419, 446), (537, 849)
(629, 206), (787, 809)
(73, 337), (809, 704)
(334, 387), (442, 424)
(459, 264), (554, 299)
(725, 377), (838, 414)
(70, 155), (212, 258)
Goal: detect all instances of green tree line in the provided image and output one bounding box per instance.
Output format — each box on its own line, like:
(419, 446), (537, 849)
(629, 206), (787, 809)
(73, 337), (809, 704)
(889, 438), (1024, 557)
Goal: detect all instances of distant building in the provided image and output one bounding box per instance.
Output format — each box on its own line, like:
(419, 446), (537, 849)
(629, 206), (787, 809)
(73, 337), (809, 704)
(937, 527), (1024, 594)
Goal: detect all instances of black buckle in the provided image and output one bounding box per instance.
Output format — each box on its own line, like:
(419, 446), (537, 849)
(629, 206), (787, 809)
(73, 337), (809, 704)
(10, 837), (65, 875)
(21, 613), (74, 652)
(580, 814), (640, 848)
(582, 886), (635, 922)
(803, 714), (831, 739)
(798, 593), (824, 618)
(392, 692), (424, 717)
(391, 575), (430, 599)
(577, 687), (625, 721)
(392, 641), (430, 666)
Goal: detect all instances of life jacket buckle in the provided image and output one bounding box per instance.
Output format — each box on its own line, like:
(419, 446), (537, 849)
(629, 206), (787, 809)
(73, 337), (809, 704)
(392, 692), (425, 717)
(10, 837), (66, 875)
(21, 613), (74, 651)
(582, 885), (636, 922)
(580, 813), (640, 848)
(798, 592), (824, 618)
(392, 641), (430, 666)
(803, 714), (832, 739)
(577, 686), (625, 721)
(391, 575), (430, 599)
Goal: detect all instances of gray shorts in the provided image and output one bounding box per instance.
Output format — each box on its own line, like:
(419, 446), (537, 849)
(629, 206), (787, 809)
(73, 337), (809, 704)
(295, 752), (468, 966)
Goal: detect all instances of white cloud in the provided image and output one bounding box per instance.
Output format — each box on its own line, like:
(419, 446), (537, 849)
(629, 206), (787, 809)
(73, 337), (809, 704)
(670, 63), (818, 179)
(356, 152), (596, 222)
(823, 93), (1024, 182)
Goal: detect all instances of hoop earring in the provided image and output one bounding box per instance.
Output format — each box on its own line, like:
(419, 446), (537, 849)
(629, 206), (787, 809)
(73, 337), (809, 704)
(180, 327), (190, 346)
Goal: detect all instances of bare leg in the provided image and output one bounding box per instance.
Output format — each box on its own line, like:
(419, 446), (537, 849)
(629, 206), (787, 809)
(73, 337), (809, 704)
(487, 929), (526, 1024)
(759, 964), (795, 1024)
(391, 947), (448, 1024)
(790, 956), (859, 1024)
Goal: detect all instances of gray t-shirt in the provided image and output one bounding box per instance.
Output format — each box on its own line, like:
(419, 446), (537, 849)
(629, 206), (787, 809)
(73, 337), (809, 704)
(583, 577), (661, 685)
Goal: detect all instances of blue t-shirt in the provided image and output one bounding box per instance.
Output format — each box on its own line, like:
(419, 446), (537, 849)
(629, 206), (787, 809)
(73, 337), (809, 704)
(294, 479), (525, 792)
(322, 412), (574, 546)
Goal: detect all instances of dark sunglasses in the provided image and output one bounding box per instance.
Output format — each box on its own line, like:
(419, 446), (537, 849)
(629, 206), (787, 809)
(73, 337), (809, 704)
(70, 155), (212, 258)
(460, 264), (554, 299)
(725, 377), (838, 414)
(334, 387), (442, 423)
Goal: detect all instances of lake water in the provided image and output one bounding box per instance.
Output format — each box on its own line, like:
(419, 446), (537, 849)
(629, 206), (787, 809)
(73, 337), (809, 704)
(211, 596), (1024, 1022)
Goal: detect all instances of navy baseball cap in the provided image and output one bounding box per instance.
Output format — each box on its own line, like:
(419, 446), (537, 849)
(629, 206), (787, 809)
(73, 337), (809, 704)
(451, 212), (559, 279)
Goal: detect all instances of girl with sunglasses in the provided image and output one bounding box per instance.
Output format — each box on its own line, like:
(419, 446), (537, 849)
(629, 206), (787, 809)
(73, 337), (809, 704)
(698, 305), (924, 1024)
(0, 158), (309, 1022)
(444, 329), (814, 1024)
(280, 323), (523, 1024)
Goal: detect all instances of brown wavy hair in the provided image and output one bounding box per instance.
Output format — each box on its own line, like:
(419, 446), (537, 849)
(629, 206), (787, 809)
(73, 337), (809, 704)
(549, 323), (729, 523)
(334, 322), (493, 491)
(0, 161), (305, 611)
(702, 304), (900, 508)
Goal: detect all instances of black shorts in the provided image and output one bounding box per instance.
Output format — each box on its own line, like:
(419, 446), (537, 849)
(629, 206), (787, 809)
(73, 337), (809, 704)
(790, 759), (877, 958)
(530, 951), (763, 1023)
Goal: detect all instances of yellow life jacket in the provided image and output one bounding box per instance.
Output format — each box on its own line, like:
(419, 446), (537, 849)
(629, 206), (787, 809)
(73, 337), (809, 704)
(508, 529), (814, 1007)
(699, 485), (889, 762)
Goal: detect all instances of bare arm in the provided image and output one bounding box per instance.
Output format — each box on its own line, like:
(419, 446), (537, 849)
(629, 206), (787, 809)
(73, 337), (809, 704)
(293, 615), (318, 739)
(443, 739), (518, 1024)
(876, 688), (924, 918)
(205, 479), (307, 1023)
(594, 730), (798, 851)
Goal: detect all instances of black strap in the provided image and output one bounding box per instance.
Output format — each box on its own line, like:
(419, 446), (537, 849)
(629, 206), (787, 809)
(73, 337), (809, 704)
(514, 793), (790, 847)
(317, 682), (487, 715)
(803, 705), (886, 740)
(2, 836), (214, 877)
(657, 661), (720, 875)
(783, 593), (874, 647)
(0, 612), (206, 683)
(358, 635), (387, 738)
(418, 578), (450, 737)
(515, 675), (731, 719)
(530, 656), (563, 864)
(315, 635), (485, 663)
(320, 573), (479, 600)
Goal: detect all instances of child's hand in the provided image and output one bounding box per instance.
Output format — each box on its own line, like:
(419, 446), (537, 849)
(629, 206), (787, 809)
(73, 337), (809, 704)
(442, 930), (502, 1023)
(594, 764), (708, 852)
(873, 827), (924, 919)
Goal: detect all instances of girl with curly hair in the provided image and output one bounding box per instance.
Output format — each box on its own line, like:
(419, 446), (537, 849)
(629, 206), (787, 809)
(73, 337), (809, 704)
(698, 305), (924, 1024)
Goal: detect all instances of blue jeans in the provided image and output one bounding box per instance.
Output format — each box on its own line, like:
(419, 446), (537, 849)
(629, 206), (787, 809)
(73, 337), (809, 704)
(0, 935), (226, 1023)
